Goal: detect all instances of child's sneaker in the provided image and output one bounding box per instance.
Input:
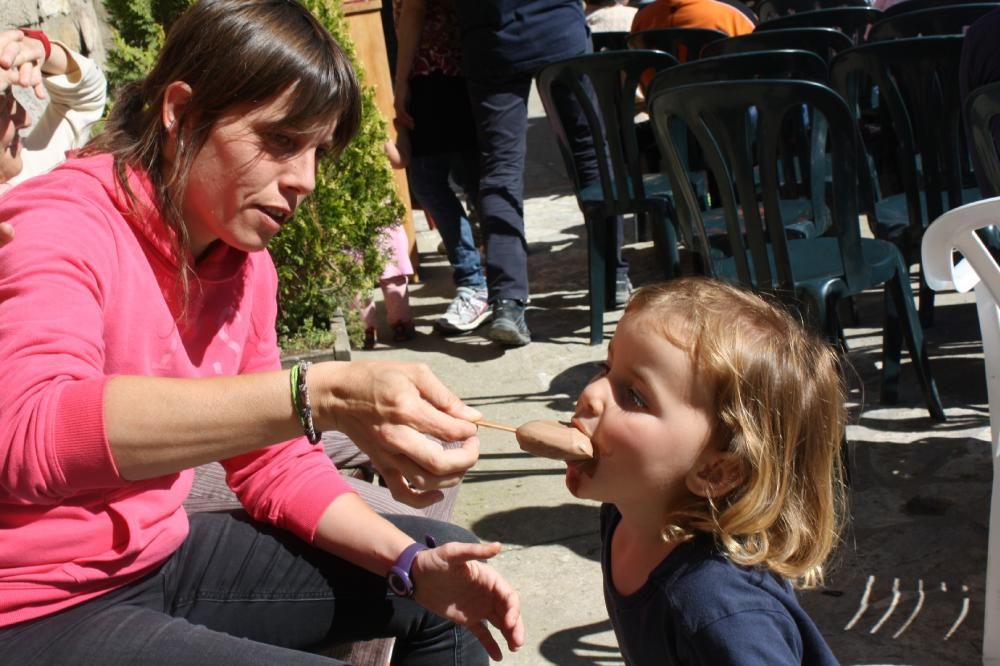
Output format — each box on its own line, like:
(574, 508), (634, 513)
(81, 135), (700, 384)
(435, 286), (491, 334)
(392, 320), (416, 342)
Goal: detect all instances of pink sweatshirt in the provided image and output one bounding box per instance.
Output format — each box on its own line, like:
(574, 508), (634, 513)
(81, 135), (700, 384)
(0, 154), (354, 627)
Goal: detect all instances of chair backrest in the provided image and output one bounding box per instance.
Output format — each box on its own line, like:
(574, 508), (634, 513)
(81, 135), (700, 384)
(756, 0), (868, 23)
(701, 26), (853, 62)
(831, 36), (966, 227)
(755, 6), (883, 40)
(649, 50), (831, 202)
(647, 78), (870, 294)
(649, 49), (830, 89)
(866, 2), (1000, 39)
(626, 27), (729, 61)
(592, 30), (630, 52)
(535, 49), (679, 216)
(966, 81), (1000, 198)
(921, 195), (1000, 666)
(881, 0), (998, 18)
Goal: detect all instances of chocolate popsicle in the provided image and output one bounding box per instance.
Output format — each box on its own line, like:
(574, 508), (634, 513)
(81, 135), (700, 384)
(515, 420), (593, 461)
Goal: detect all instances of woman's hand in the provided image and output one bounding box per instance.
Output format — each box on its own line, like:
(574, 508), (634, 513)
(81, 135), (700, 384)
(412, 541), (525, 661)
(309, 360), (483, 507)
(0, 29), (45, 99)
(0, 222), (13, 246)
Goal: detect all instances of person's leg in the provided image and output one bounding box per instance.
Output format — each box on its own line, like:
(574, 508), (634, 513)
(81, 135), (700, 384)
(408, 152), (485, 291)
(467, 73), (533, 345)
(0, 564), (343, 666)
(0, 512), (488, 666)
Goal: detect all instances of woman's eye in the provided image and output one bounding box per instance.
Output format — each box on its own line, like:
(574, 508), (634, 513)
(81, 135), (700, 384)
(267, 132), (296, 152)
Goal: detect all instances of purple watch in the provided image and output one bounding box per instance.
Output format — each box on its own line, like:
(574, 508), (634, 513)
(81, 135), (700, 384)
(387, 535), (436, 597)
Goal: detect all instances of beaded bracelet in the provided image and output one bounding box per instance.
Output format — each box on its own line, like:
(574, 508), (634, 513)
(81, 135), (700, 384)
(290, 360), (321, 444)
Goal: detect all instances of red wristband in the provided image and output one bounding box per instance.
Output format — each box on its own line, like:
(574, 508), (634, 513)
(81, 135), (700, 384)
(19, 28), (51, 62)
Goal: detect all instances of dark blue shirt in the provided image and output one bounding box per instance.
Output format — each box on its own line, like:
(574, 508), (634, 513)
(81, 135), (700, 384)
(601, 504), (840, 665)
(453, 0), (590, 80)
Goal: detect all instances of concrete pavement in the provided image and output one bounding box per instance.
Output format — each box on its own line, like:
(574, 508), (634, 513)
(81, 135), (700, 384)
(356, 84), (991, 666)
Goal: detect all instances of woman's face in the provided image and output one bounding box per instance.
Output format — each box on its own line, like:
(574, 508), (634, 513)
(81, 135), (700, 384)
(0, 90), (31, 184)
(181, 89), (335, 258)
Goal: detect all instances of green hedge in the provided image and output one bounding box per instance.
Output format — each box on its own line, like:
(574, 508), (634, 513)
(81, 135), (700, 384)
(102, 0), (402, 348)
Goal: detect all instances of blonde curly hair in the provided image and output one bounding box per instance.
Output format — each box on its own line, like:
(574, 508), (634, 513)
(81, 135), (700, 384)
(626, 277), (847, 588)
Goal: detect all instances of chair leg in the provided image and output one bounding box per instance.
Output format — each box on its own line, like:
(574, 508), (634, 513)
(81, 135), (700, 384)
(880, 277), (903, 406)
(918, 269), (935, 328)
(883, 262), (946, 420)
(586, 214), (607, 346)
(649, 204), (680, 279)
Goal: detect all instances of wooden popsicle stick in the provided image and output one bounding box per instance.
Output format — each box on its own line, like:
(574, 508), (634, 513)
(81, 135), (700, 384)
(473, 419), (518, 433)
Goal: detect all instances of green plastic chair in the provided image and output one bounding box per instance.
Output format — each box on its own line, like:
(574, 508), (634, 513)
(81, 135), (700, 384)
(831, 36), (980, 327)
(647, 78), (946, 419)
(881, 0), (999, 18)
(701, 27), (853, 63)
(966, 81), (1000, 198)
(626, 27), (728, 62)
(755, 6), (883, 41)
(756, 0), (868, 23)
(649, 50), (832, 238)
(866, 2), (1000, 39)
(536, 50), (681, 345)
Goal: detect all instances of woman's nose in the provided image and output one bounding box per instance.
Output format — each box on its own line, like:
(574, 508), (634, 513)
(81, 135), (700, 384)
(283, 149), (316, 196)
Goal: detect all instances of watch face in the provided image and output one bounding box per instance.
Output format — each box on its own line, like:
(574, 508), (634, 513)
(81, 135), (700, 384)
(388, 569), (411, 597)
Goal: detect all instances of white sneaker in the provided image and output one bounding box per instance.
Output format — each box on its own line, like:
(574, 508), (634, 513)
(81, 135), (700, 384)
(435, 286), (491, 334)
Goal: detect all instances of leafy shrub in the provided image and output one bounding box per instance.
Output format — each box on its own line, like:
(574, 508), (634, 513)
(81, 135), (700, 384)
(102, 0), (401, 347)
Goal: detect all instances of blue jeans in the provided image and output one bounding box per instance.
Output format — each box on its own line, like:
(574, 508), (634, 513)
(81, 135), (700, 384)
(468, 69), (625, 301)
(0, 512), (487, 666)
(409, 152), (486, 289)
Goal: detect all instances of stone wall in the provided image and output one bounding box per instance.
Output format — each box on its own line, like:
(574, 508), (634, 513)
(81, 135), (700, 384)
(1, 0), (109, 67)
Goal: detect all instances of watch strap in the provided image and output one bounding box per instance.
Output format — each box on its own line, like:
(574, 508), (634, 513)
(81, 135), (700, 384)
(387, 535), (436, 597)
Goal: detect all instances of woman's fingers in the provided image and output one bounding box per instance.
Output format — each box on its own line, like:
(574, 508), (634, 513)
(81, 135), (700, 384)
(376, 466), (444, 508)
(469, 621), (503, 661)
(0, 30), (24, 69)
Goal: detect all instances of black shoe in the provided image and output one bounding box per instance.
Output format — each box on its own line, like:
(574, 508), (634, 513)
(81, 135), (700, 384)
(614, 274), (633, 308)
(484, 298), (531, 346)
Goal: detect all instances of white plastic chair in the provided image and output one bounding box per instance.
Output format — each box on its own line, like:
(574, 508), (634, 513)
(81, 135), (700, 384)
(922, 196), (1000, 666)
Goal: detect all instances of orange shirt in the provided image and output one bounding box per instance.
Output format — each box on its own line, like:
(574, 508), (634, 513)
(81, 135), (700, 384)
(631, 0), (755, 38)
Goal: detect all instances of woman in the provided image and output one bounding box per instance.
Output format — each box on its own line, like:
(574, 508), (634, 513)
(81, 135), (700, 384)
(0, 1), (523, 663)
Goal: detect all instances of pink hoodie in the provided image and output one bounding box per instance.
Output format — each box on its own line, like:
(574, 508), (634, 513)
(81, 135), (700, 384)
(0, 154), (353, 627)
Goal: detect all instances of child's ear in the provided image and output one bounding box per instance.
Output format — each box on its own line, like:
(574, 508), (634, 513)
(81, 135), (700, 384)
(686, 449), (744, 499)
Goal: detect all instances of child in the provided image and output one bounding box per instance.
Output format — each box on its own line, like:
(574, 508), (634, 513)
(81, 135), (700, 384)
(357, 136), (417, 349)
(568, 277), (845, 665)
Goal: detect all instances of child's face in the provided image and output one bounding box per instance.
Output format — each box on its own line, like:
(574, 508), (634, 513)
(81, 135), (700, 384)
(567, 312), (719, 512)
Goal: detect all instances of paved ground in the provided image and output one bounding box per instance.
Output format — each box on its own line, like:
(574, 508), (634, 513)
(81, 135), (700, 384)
(355, 86), (991, 666)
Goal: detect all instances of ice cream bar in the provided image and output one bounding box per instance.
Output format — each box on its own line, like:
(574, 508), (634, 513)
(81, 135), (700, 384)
(515, 420), (593, 461)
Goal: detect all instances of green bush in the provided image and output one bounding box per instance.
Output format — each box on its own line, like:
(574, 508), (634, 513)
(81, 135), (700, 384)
(102, 0), (402, 349)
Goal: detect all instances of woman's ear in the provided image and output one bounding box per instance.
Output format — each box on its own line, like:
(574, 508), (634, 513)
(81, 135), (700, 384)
(686, 449), (745, 499)
(161, 81), (193, 156)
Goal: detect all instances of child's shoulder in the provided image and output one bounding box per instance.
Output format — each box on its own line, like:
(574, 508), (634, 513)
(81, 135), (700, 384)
(663, 537), (793, 618)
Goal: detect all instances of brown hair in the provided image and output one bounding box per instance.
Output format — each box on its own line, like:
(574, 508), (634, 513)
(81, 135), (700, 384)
(83, 0), (361, 282)
(625, 277), (847, 588)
